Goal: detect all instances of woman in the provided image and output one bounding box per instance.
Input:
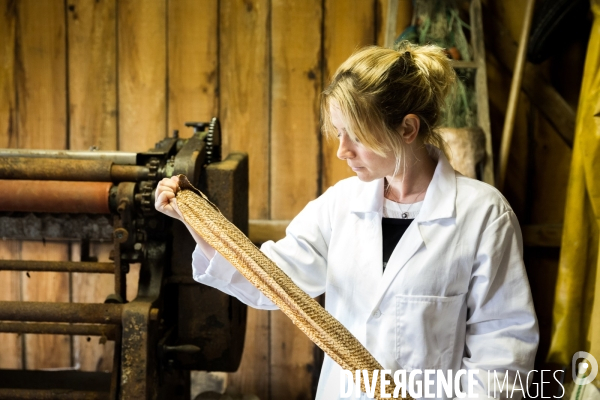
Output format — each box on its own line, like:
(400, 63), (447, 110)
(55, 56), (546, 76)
(156, 42), (539, 400)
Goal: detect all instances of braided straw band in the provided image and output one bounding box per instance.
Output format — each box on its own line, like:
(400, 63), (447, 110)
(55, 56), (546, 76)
(175, 175), (408, 400)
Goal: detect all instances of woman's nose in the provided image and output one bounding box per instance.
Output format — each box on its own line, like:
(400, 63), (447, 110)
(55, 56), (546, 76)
(337, 135), (355, 160)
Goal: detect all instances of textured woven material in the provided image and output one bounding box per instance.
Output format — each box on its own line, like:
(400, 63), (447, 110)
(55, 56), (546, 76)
(176, 175), (405, 399)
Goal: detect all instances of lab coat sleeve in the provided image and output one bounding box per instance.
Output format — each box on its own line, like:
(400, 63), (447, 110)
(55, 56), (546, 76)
(191, 188), (333, 310)
(459, 210), (539, 400)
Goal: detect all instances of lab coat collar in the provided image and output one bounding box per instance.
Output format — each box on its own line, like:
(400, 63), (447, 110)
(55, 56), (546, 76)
(349, 145), (457, 223)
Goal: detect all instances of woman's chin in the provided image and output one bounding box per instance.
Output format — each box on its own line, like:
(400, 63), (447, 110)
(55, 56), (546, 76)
(354, 170), (376, 182)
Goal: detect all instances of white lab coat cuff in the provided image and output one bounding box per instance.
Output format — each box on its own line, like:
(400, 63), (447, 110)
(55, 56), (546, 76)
(191, 244), (237, 284)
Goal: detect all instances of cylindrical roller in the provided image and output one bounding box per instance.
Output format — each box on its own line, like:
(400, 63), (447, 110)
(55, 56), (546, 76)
(0, 157), (149, 182)
(0, 148), (138, 165)
(110, 164), (149, 181)
(0, 321), (117, 340)
(0, 180), (112, 214)
(0, 301), (122, 324)
(0, 157), (112, 181)
(0, 260), (114, 274)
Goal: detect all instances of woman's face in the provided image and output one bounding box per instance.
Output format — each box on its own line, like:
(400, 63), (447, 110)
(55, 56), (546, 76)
(330, 103), (396, 182)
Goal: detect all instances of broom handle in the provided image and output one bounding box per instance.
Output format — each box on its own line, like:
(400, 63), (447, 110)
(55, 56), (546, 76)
(497, 0), (535, 192)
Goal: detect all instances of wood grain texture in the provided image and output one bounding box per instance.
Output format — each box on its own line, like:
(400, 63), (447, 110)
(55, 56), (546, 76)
(270, 3), (322, 398)
(118, 0), (166, 151)
(71, 243), (114, 372)
(67, 0), (117, 373)
(219, 0), (270, 219)
(271, 0), (321, 219)
(16, 0), (67, 150)
(167, 0), (218, 138)
(21, 242), (71, 369)
(16, 0), (71, 370)
(322, 0), (376, 191)
(220, 2), (270, 395)
(227, 309), (270, 400)
(0, 0), (16, 148)
(0, 241), (23, 369)
(0, 0), (20, 369)
(68, 0), (117, 151)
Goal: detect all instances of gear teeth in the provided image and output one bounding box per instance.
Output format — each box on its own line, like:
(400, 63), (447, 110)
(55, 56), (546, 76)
(206, 117), (221, 165)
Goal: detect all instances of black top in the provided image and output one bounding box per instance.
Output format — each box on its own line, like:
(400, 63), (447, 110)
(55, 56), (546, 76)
(382, 217), (414, 271)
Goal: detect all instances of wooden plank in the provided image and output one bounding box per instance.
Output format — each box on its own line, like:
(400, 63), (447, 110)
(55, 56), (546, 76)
(16, 0), (67, 150)
(167, 0), (218, 139)
(219, 0), (270, 220)
(0, 241), (23, 369)
(322, 0), (377, 191)
(227, 309), (270, 400)
(220, 2), (270, 396)
(376, 0), (413, 47)
(249, 220), (289, 244)
(21, 243), (71, 369)
(67, 0), (117, 373)
(0, 0), (16, 148)
(0, 0), (21, 370)
(486, 54), (530, 216)
(270, 2), (322, 398)
(528, 115), (572, 223)
(16, 0), (71, 370)
(68, 0), (117, 151)
(271, 0), (322, 218)
(118, 0), (167, 152)
(470, 0), (494, 185)
(71, 243), (114, 372)
(482, 4), (575, 147)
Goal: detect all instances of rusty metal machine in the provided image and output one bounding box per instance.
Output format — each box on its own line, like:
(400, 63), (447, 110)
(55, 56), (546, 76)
(0, 118), (248, 399)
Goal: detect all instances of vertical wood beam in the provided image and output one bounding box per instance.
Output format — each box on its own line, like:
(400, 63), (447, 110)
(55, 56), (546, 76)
(67, 0), (117, 372)
(219, 0), (270, 220)
(375, 0), (413, 47)
(0, 241), (22, 369)
(0, 0), (21, 369)
(270, 1), (323, 398)
(220, 1), (270, 399)
(68, 0), (117, 151)
(167, 0), (218, 138)
(118, 0), (167, 151)
(16, 0), (71, 369)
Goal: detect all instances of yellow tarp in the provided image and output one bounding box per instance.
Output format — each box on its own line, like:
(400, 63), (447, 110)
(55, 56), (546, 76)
(547, 0), (600, 377)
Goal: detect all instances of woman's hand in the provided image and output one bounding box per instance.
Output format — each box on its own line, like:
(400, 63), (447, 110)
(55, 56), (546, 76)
(155, 176), (184, 221)
(155, 176), (217, 259)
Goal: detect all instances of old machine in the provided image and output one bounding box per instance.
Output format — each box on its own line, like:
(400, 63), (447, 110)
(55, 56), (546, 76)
(0, 119), (248, 399)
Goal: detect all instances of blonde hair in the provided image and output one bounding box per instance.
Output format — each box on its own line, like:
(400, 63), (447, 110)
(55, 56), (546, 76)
(321, 41), (456, 175)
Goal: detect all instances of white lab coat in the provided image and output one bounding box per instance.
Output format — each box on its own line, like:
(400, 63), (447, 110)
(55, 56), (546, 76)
(192, 147), (539, 400)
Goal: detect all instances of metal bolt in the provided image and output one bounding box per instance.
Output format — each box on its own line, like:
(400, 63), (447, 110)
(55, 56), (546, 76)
(150, 308), (159, 321)
(134, 243), (142, 251)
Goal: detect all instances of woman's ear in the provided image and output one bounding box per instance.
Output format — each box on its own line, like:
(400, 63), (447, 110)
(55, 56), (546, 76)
(400, 114), (420, 144)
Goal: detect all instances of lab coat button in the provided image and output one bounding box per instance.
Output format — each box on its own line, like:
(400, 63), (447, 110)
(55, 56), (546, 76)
(372, 310), (381, 318)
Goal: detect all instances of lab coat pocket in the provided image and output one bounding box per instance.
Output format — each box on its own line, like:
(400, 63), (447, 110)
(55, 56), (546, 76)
(395, 293), (465, 370)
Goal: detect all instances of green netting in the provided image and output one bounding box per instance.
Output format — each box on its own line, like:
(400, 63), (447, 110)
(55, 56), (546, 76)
(394, 0), (477, 128)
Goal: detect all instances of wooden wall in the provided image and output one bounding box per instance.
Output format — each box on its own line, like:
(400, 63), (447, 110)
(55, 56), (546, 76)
(0, 0), (588, 398)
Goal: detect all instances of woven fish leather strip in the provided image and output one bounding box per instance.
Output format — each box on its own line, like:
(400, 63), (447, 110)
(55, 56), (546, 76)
(175, 175), (406, 400)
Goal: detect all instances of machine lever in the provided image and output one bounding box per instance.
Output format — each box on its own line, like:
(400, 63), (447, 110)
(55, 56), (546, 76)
(162, 344), (201, 355)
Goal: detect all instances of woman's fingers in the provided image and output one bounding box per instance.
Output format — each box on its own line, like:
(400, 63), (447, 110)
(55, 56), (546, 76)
(155, 176), (183, 220)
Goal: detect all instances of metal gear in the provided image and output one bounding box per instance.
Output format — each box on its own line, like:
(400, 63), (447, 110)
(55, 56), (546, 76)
(206, 117), (221, 165)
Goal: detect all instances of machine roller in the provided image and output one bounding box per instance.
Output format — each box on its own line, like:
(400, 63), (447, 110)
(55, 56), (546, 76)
(0, 118), (249, 400)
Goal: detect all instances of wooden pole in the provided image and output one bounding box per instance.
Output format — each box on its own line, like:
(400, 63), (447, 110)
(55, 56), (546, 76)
(497, 0), (536, 192)
(385, 0), (399, 48)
